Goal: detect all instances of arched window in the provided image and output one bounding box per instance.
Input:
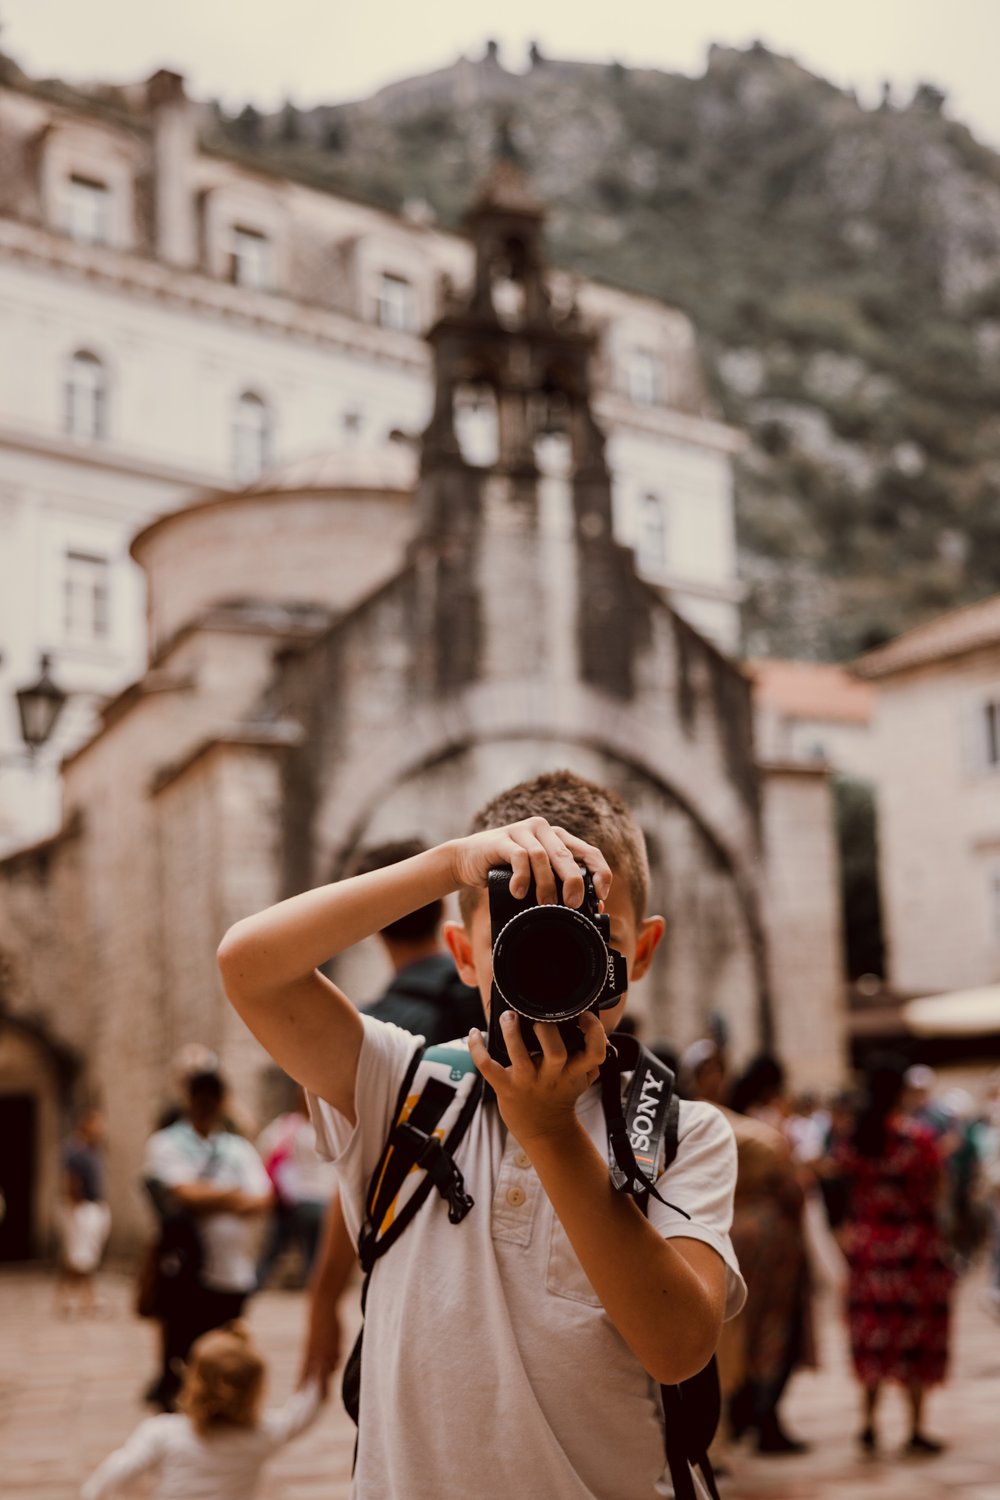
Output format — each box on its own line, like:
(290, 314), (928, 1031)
(232, 392), (271, 483)
(64, 351), (107, 440)
(637, 491), (669, 573)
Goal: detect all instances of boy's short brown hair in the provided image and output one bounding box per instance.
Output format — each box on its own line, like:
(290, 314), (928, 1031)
(459, 769), (649, 923)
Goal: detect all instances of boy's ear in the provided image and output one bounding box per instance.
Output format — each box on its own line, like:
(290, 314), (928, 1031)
(442, 919), (478, 988)
(630, 915), (665, 984)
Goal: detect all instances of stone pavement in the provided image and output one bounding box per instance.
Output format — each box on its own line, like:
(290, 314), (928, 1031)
(722, 1265), (1000, 1500)
(0, 1267), (361, 1500)
(0, 1264), (998, 1498)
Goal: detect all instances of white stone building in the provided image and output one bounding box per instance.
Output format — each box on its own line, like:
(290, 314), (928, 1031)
(854, 595), (1000, 997)
(749, 659), (875, 781)
(0, 66), (743, 854)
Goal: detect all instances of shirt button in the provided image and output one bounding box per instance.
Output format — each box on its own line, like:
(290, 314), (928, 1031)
(514, 1150), (531, 1169)
(506, 1185), (526, 1208)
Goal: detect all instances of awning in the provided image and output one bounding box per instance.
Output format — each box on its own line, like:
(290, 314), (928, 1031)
(903, 985), (1000, 1038)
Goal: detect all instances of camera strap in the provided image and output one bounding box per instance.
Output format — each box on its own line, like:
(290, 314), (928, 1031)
(601, 1034), (720, 1500)
(600, 1036), (688, 1217)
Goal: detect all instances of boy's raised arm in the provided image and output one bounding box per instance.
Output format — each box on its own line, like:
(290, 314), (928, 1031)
(217, 819), (611, 1118)
(217, 843), (458, 1115)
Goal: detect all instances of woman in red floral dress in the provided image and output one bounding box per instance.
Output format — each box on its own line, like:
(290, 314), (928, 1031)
(833, 1055), (954, 1455)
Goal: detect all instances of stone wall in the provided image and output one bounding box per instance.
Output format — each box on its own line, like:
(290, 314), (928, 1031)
(760, 764), (847, 1088)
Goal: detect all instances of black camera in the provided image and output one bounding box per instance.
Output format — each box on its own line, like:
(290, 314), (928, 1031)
(486, 863), (628, 1063)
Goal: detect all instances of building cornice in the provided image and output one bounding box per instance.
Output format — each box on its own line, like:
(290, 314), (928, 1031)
(594, 392), (744, 456)
(757, 758), (832, 778)
(0, 419), (223, 492)
(0, 215), (432, 373)
(149, 720), (306, 797)
(655, 572), (746, 605)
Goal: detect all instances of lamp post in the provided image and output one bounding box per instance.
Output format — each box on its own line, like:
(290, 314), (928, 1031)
(14, 654), (68, 757)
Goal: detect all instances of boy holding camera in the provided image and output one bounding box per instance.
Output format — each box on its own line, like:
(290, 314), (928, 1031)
(218, 770), (745, 1498)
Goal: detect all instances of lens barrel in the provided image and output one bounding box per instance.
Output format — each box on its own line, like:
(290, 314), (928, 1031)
(491, 903), (611, 1023)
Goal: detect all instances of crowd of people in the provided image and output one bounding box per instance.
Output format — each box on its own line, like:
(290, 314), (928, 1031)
(56, 812), (1000, 1496)
(679, 1040), (1000, 1466)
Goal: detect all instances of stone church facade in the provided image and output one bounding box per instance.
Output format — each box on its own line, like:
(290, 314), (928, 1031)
(0, 160), (845, 1257)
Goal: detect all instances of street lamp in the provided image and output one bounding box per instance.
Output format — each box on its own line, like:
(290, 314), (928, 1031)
(15, 654), (67, 756)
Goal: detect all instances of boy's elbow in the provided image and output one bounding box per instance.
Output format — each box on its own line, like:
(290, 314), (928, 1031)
(644, 1305), (721, 1387)
(217, 923), (258, 1007)
(648, 1334), (718, 1388)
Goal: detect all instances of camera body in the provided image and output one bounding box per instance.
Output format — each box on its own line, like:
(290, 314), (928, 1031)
(486, 863), (628, 1064)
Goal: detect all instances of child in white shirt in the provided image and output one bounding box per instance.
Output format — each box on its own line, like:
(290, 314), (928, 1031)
(80, 1322), (322, 1499)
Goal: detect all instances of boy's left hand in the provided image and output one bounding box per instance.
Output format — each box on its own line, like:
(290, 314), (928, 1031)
(468, 1009), (607, 1149)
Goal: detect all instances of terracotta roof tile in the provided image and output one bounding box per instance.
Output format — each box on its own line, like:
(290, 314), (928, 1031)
(853, 592), (1000, 679)
(749, 659), (874, 724)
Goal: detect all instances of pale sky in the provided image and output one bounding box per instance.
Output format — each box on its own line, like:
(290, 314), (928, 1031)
(3, 0), (1000, 148)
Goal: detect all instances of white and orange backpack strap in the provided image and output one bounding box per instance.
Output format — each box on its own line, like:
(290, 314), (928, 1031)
(357, 1038), (483, 1275)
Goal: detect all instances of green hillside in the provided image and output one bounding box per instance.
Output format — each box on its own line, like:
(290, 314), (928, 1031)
(215, 44), (1000, 656)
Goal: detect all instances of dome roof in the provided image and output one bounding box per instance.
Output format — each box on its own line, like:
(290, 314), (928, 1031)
(131, 440), (418, 561)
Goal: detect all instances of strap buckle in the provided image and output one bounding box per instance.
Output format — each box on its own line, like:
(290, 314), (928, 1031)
(398, 1122), (475, 1224)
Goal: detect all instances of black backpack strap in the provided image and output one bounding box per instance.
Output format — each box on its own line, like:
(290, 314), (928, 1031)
(661, 1368), (723, 1500)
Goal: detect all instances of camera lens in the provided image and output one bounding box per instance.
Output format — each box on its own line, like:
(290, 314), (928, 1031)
(492, 905), (608, 1023)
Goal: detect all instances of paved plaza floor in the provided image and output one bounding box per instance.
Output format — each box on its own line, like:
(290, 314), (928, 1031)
(1, 1263), (998, 1498)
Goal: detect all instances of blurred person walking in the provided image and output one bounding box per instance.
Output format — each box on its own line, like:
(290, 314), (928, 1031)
(141, 1067), (273, 1412)
(682, 1042), (812, 1456)
(832, 1053), (953, 1455)
(255, 1095), (337, 1289)
(300, 838), (483, 1393)
(56, 1108), (111, 1317)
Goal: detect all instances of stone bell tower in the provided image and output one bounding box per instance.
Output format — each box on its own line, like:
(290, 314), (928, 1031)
(414, 142), (648, 699)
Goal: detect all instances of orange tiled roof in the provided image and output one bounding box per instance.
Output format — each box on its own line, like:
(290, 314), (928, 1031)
(749, 659), (874, 724)
(853, 592), (1000, 679)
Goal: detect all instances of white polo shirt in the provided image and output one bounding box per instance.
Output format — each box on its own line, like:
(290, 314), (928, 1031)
(309, 1016), (745, 1500)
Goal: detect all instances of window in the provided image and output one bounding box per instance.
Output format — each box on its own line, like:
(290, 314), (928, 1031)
(985, 700), (1000, 769)
(63, 550), (110, 641)
(62, 175), (111, 245)
(64, 351), (107, 440)
(232, 392), (271, 483)
(454, 385), (498, 467)
(230, 226), (274, 289)
(377, 273), (416, 333)
(624, 349), (661, 407)
(637, 492), (669, 573)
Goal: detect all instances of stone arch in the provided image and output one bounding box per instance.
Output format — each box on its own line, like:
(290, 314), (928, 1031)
(319, 726), (770, 1055)
(315, 678), (760, 889)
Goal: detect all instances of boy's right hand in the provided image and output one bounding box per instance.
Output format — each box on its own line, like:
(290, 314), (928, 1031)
(448, 818), (612, 908)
